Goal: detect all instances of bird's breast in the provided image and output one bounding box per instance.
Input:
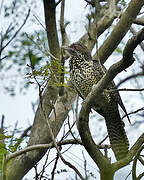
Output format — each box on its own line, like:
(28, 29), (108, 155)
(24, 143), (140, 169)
(70, 62), (96, 98)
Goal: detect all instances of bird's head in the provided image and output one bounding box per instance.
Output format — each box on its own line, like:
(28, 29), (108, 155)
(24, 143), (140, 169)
(62, 43), (91, 61)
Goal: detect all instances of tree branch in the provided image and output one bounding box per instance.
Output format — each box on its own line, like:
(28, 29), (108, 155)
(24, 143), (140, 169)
(79, 0), (120, 51)
(130, 27), (144, 51)
(93, 0), (144, 63)
(132, 146), (144, 180)
(0, 9), (30, 53)
(106, 88), (144, 92)
(117, 72), (144, 87)
(134, 16), (144, 26)
(43, 0), (60, 59)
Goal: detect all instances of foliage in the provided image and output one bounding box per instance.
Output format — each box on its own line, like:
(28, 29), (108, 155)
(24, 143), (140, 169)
(0, 131), (24, 171)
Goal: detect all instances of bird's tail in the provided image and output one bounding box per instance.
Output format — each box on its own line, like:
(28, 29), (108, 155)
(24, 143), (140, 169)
(104, 105), (129, 160)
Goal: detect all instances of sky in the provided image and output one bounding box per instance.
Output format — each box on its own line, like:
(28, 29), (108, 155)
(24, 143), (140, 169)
(0, 0), (144, 179)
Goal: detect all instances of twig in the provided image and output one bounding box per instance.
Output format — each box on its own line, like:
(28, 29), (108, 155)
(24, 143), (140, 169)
(0, 55), (8, 61)
(3, 138), (110, 166)
(51, 148), (61, 180)
(132, 146), (144, 180)
(138, 157), (144, 166)
(125, 171), (132, 180)
(1, 9), (30, 52)
(67, 114), (78, 144)
(98, 135), (108, 145)
(117, 72), (144, 87)
(55, 0), (63, 7)
(40, 104), (85, 180)
(33, 14), (47, 31)
(106, 88), (144, 92)
(25, 33), (59, 61)
(122, 107), (144, 120)
(59, 0), (68, 96)
(39, 150), (51, 180)
(130, 27), (144, 51)
(34, 164), (39, 180)
(0, 114), (4, 129)
(82, 151), (88, 179)
(137, 172), (144, 180)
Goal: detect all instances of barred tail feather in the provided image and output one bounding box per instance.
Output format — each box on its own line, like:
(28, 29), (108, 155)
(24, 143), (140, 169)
(105, 112), (129, 160)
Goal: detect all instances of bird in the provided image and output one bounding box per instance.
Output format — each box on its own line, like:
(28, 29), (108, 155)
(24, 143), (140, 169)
(63, 42), (129, 160)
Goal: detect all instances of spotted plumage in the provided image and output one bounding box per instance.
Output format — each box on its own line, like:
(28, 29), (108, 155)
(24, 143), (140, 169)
(64, 43), (129, 160)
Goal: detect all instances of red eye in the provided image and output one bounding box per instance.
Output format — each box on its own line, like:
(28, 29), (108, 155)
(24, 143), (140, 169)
(71, 44), (79, 50)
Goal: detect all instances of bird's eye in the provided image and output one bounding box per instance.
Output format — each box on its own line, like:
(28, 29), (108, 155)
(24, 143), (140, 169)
(72, 44), (79, 50)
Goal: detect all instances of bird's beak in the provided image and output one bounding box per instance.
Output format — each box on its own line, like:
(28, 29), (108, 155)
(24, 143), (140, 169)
(61, 46), (72, 57)
(61, 46), (70, 51)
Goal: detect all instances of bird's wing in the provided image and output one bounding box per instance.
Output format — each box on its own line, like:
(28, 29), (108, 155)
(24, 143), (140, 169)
(93, 60), (131, 123)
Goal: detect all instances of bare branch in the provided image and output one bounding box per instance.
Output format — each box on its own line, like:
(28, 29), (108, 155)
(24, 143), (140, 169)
(79, 0), (119, 51)
(134, 16), (144, 26)
(93, 0), (144, 63)
(55, 0), (63, 7)
(33, 14), (47, 31)
(122, 107), (144, 120)
(2, 138), (111, 166)
(130, 27), (144, 51)
(0, 9), (30, 53)
(106, 88), (144, 92)
(117, 72), (144, 87)
(60, 0), (69, 46)
(132, 146), (144, 180)
(51, 153), (60, 180)
(25, 33), (59, 60)
(99, 135), (108, 145)
(0, 55), (8, 61)
(43, 0), (60, 59)
(138, 157), (144, 166)
(59, 0), (68, 96)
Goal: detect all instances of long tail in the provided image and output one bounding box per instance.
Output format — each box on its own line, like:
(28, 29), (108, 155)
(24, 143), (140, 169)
(104, 105), (129, 160)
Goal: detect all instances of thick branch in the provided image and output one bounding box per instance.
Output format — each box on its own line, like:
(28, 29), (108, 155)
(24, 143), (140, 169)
(77, 108), (112, 169)
(134, 16), (144, 26)
(5, 139), (110, 163)
(79, 0), (119, 52)
(93, 0), (144, 63)
(60, 0), (69, 46)
(43, 0), (60, 59)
